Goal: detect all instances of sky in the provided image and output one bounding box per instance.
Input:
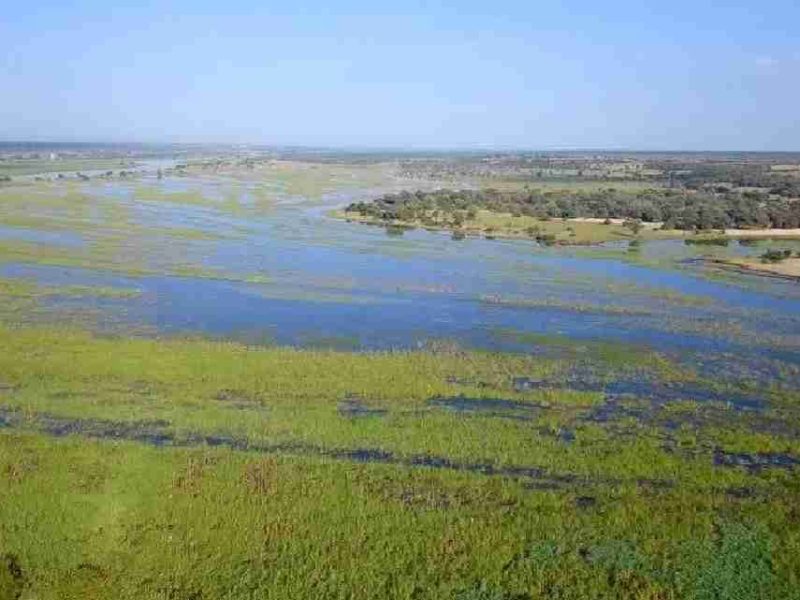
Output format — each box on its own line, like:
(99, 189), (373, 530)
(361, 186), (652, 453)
(1, 1), (799, 150)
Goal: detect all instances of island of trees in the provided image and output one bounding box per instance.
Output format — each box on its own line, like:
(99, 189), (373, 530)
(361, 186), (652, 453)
(346, 188), (800, 231)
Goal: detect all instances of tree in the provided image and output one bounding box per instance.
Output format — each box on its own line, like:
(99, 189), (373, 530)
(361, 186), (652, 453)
(623, 218), (642, 235)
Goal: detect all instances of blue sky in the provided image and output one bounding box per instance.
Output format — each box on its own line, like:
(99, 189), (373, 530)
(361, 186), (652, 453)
(2, 1), (798, 149)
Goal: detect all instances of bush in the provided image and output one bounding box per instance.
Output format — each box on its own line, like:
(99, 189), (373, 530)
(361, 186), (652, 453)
(535, 232), (556, 246)
(623, 219), (643, 234)
(760, 249), (793, 263)
(684, 237), (730, 246)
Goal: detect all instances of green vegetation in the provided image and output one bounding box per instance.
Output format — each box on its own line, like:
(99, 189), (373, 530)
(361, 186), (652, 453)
(395, 152), (800, 201)
(0, 183), (275, 283)
(347, 188), (800, 232)
(340, 207), (680, 245)
(0, 278), (144, 327)
(0, 325), (799, 599)
(760, 248), (799, 263)
(0, 158), (127, 178)
(684, 237), (730, 246)
(2, 151), (800, 598)
(185, 158), (396, 201)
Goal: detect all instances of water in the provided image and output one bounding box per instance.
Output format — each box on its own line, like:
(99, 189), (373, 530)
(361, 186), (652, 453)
(2, 173), (800, 382)
(0, 225), (84, 247)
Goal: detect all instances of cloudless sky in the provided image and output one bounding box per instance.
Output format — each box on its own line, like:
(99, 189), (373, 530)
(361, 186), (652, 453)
(1, 1), (798, 149)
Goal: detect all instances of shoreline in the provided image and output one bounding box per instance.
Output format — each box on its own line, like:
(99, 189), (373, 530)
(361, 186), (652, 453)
(335, 211), (800, 247)
(334, 211), (683, 245)
(701, 257), (800, 281)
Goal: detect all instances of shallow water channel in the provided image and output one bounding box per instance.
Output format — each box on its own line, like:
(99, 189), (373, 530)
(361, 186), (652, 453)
(2, 174), (800, 386)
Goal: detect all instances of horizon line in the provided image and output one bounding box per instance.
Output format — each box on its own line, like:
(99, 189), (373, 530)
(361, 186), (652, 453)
(2, 140), (800, 154)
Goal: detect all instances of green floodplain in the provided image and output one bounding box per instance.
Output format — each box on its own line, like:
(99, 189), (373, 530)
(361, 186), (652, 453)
(1, 150), (800, 599)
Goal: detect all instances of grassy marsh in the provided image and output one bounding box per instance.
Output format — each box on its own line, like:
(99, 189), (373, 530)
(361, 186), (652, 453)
(2, 160), (800, 599)
(1, 325), (799, 599)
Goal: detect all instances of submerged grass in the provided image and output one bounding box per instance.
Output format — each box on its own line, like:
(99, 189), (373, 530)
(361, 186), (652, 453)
(0, 324), (798, 598)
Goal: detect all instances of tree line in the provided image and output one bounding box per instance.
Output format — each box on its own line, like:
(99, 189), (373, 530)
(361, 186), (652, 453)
(346, 188), (800, 230)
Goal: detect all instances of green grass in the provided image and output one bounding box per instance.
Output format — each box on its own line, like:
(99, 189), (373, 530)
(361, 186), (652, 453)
(255, 160), (395, 199)
(0, 237), (270, 283)
(2, 165), (800, 598)
(0, 278), (144, 327)
(340, 208), (690, 245)
(0, 159), (128, 177)
(0, 278), (141, 299)
(0, 184), (268, 282)
(0, 324), (799, 599)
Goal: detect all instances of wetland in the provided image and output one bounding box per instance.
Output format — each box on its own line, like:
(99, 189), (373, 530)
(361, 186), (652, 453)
(1, 147), (800, 599)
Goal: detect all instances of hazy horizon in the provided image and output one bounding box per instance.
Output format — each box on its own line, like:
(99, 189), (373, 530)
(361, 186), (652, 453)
(3, 1), (799, 151)
(4, 140), (800, 155)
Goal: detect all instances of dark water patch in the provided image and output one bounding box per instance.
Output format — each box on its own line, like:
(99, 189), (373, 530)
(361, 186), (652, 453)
(341, 448), (396, 462)
(0, 407), (671, 489)
(537, 427), (576, 444)
(338, 396), (388, 418)
(723, 486), (760, 499)
(686, 352), (800, 392)
(445, 375), (493, 389)
(750, 414), (800, 439)
(0, 408), (173, 446)
(192, 433), (251, 451)
(713, 450), (800, 472)
(585, 396), (649, 424)
(605, 380), (765, 412)
(522, 481), (564, 491)
(515, 373), (766, 413)
(512, 377), (543, 392)
(574, 495), (597, 509)
(429, 395), (544, 421)
(535, 425), (576, 444)
(557, 428), (576, 444)
(662, 405), (800, 440)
